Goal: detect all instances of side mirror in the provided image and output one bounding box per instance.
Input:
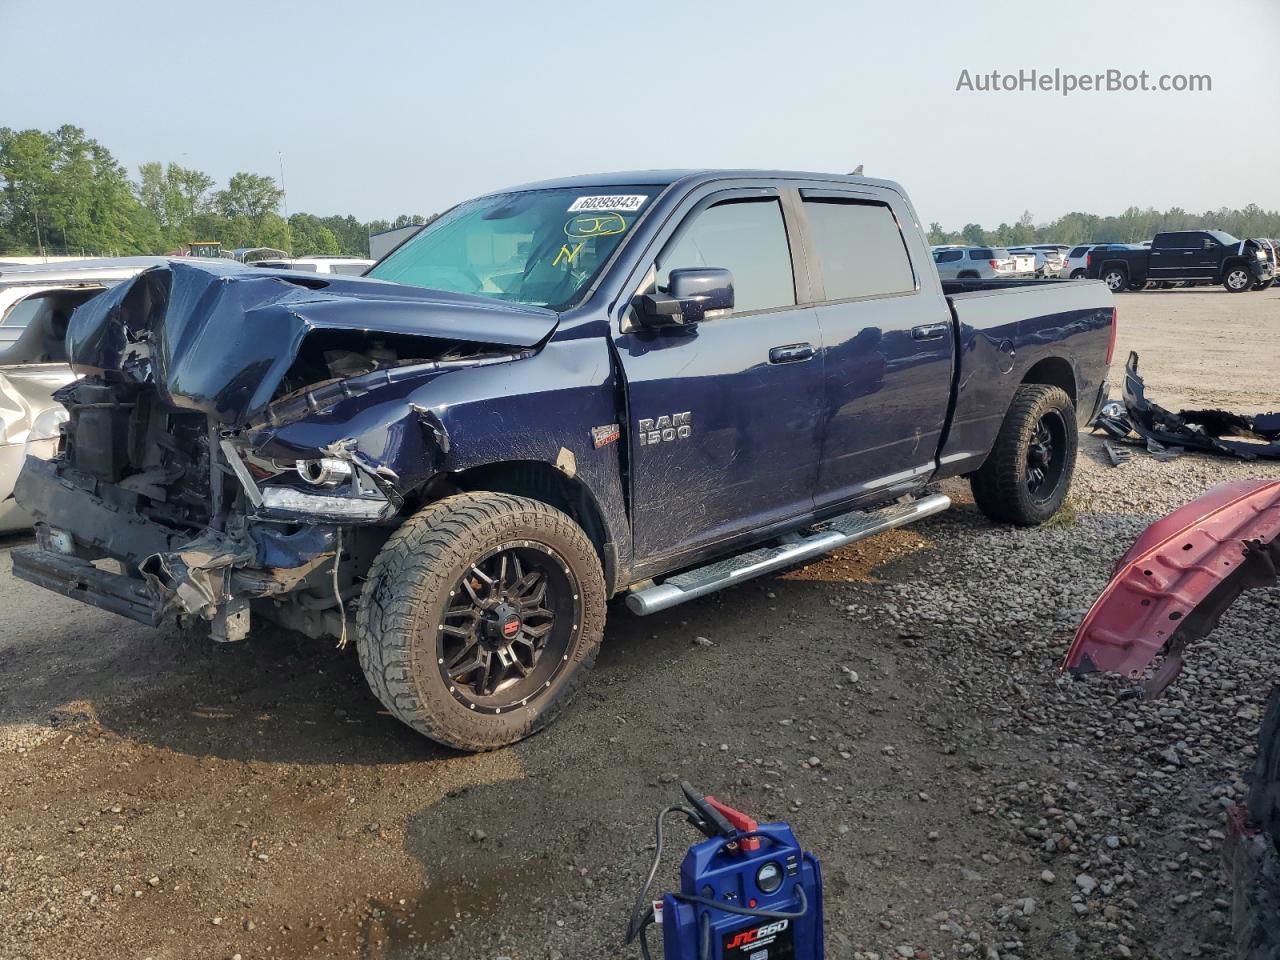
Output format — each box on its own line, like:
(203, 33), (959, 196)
(635, 267), (734, 327)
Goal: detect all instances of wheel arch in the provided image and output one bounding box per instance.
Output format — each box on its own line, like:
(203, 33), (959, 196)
(419, 459), (621, 595)
(1021, 355), (1077, 408)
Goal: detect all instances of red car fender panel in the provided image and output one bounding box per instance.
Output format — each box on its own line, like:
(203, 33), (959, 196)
(1063, 479), (1280, 694)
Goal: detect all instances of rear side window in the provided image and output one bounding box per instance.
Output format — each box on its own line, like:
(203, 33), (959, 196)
(658, 198), (795, 314)
(1, 296), (43, 327)
(934, 249), (963, 263)
(803, 199), (915, 300)
(1153, 233), (1188, 249)
(969, 248), (995, 259)
(1068, 246), (1089, 257)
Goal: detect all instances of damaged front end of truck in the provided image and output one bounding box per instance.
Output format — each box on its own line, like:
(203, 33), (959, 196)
(10, 260), (546, 642)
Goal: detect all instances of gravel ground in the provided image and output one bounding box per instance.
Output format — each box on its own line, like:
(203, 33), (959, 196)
(0, 285), (1277, 960)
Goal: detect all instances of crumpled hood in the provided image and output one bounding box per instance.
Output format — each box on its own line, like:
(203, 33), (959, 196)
(66, 259), (558, 427)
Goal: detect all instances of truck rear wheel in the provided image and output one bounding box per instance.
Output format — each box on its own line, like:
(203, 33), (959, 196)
(356, 492), (606, 751)
(1101, 267), (1128, 293)
(970, 384), (1077, 526)
(1225, 266), (1253, 292)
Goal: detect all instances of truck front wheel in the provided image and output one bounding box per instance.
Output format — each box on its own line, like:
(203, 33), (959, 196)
(970, 384), (1078, 526)
(356, 492), (606, 751)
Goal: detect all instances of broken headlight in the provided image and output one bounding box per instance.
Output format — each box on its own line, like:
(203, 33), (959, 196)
(295, 457), (352, 487)
(259, 485), (393, 521)
(223, 442), (399, 523)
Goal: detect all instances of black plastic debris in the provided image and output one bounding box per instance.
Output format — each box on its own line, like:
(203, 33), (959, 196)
(1102, 441), (1133, 467)
(1099, 352), (1280, 461)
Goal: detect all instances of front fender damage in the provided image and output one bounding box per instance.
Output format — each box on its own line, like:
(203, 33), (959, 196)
(1062, 479), (1280, 697)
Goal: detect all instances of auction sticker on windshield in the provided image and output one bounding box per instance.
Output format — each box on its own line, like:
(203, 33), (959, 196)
(567, 195), (648, 213)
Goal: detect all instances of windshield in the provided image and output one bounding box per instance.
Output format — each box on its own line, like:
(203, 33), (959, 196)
(1209, 230), (1239, 245)
(367, 186), (659, 310)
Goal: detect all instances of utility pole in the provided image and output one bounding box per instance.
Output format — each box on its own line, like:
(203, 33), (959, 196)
(278, 152), (292, 255)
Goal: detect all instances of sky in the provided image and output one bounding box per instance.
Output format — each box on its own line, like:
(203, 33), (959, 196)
(3, 0), (1278, 231)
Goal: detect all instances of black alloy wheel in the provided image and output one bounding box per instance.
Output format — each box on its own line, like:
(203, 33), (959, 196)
(1025, 411), (1068, 503)
(437, 542), (580, 714)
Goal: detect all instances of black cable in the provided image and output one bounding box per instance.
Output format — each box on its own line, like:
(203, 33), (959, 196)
(673, 883), (808, 921)
(626, 805), (699, 945)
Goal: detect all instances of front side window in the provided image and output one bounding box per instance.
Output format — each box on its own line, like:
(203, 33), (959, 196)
(655, 198), (795, 314)
(935, 249), (963, 263)
(369, 185), (658, 310)
(803, 198), (915, 300)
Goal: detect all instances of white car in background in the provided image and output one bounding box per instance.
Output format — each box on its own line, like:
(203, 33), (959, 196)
(248, 255), (375, 276)
(1062, 243), (1136, 279)
(1009, 246), (1066, 277)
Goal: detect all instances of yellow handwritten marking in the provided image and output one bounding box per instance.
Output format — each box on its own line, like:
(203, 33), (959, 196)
(553, 241), (585, 266)
(565, 213), (626, 239)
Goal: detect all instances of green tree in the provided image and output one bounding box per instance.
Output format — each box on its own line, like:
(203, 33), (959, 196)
(961, 223), (987, 246)
(214, 171), (283, 224)
(0, 127), (57, 253)
(289, 212), (340, 255)
(138, 161), (215, 250)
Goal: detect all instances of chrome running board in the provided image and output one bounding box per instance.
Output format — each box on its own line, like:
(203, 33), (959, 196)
(624, 493), (951, 616)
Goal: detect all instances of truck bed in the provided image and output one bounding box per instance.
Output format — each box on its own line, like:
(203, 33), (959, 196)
(936, 276), (1114, 478)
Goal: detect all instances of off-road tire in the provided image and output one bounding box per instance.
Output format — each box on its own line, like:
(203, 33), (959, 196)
(356, 492), (606, 751)
(970, 384), (1078, 526)
(1225, 265), (1254, 293)
(1232, 689), (1280, 959)
(1232, 844), (1280, 960)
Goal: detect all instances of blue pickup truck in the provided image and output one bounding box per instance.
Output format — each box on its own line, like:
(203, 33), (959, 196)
(11, 169), (1115, 750)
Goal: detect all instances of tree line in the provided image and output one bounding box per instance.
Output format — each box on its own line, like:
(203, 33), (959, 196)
(4, 125), (1279, 259)
(0, 125), (430, 258)
(927, 204), (1280, 249)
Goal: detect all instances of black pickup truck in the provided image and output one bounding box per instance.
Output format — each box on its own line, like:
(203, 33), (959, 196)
(11, 169), (1116, 750)
(1086, 230), (1275, 293)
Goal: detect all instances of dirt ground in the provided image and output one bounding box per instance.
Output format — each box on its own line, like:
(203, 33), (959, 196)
(1, 285), (1278, 960)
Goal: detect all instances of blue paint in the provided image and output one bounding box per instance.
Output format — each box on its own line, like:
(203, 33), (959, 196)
(61, 171), (1114, 592)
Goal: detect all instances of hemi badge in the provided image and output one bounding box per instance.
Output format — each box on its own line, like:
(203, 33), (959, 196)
(591, 424), (621, 448)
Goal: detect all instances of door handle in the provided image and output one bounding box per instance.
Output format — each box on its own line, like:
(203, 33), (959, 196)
(768, 342), (815, 364)
(911, 323), (950, 342)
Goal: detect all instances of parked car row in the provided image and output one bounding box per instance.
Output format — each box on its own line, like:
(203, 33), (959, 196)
(934, 232), (1278, 294)
(930, 245), (1037, 280)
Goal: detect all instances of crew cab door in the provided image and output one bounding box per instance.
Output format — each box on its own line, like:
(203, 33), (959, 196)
(613, 187), (824, 569)
(795, 188), (955, 508)
(1150, 232), (1215, 280)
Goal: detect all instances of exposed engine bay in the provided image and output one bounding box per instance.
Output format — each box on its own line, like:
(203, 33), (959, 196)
(10, 260), (542, 643)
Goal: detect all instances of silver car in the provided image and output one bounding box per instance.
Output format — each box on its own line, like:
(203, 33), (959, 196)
(932, 246), (1036, 280)
(1010, 245), (1067, 277)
